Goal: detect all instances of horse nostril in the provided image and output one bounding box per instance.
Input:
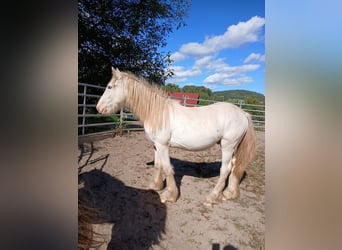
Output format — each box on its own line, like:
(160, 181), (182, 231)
(97, 103), (107, 114)
(96, 103), (103, 113)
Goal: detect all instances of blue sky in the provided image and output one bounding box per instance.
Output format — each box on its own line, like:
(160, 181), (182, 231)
(164, 0), (265, 94)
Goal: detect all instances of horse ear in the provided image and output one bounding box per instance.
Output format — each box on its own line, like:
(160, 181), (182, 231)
(111, 67), (122, 79)
(115, 68), (122, 79)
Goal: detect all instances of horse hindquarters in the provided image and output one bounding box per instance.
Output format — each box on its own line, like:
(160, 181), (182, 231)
(223, 114), (256, 200)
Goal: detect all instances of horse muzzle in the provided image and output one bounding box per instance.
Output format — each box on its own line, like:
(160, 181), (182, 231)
(96, 102), (107, 114)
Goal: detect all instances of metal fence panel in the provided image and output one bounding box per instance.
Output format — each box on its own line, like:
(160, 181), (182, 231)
(78, 83), (265, 136)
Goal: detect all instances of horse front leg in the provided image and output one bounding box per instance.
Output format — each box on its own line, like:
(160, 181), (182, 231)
(148, 149), (164, 191)
(155, 143), (178, 203)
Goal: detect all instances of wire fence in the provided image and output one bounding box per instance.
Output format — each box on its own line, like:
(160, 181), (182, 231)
(78, 83), (265, 136)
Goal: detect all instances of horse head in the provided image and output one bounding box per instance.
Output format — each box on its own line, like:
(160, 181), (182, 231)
(96, 67), (127, 115)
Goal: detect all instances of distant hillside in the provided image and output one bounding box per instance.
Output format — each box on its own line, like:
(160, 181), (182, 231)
(214, 90), (265, 104)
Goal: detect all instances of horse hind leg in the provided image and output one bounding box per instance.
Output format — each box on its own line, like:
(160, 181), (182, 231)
(223, 113), (256, 200)
(222, 156), (242, 200)
(160, 173), (178, 203)
(204, 145), (234, 206)
(148, 150), (164, 191)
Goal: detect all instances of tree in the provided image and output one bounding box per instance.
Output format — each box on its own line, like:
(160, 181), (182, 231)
(245, 96), (260, 105)
(162, 83), (181, 92)
(79, 0), (190, 85)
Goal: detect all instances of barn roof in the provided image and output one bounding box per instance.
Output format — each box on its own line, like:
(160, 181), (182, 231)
(168, 92), (199, 107)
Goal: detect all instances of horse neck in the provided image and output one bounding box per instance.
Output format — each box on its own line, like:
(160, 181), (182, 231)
(123, 77), (170, 131)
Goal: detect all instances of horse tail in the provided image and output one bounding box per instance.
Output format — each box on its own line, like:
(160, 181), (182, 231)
(232, 113), (257, 179)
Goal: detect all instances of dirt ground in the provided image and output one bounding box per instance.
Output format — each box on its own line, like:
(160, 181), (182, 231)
(78, 130), (265, 250)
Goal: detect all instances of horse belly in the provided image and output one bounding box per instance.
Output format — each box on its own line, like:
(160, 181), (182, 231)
(169, 127), (221, 151)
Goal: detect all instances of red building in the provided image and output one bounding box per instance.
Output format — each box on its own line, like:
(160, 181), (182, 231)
(168, 92), (199, 107)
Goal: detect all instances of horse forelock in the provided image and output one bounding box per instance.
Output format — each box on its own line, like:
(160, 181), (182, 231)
(121, 72), (170, 132)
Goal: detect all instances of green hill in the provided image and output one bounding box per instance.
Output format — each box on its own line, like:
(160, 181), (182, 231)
(214, 90), (265, 104)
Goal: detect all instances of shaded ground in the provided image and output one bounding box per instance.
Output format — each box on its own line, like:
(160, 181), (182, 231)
(78, 131), (265, 250)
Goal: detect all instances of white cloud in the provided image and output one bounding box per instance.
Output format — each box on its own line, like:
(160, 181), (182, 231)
(204, 73), (253, 86)
(221, 77), (253, 86)
(243, 53), (265, 63)
(203, 63), (260, 86)
(203, 73), (226, 83)
(178, 16), (265, 57)
(170, 52), (187, 62)
(193, 56), (214, 68)
(220, 64), (260, 74)
(168, 65), (201, 83)
(195, 57), (227, 71)
(169, 53), (261, 86)
(167, 16), (265, 87)
(204, 83), (216, 90)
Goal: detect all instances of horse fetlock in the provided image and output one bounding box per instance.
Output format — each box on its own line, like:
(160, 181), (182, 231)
(160, 188), (178, 203)
(148, 180), (164, 191)
(222, 187), (240, 200)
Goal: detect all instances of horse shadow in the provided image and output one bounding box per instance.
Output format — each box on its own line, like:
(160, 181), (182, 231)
(79, 169), (166, 250)
(78, 142), (110, 174)
(147, 157), (247, 196)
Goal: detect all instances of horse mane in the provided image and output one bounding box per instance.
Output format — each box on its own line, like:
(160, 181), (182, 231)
(121, 71), (172, 132)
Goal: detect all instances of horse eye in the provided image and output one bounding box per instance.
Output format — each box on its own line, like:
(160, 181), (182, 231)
(107, 85), (112, 89)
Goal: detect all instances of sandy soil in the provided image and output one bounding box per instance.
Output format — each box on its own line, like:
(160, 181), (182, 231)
(78, 130), (265, 250)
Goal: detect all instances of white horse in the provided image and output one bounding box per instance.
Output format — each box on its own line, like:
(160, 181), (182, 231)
(97, 68), (256, 205)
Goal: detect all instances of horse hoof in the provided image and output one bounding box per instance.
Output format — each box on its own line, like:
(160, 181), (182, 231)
(160, 189), (178, 203)
(203, 193), (221, 206)
(222, 188), (239, 200)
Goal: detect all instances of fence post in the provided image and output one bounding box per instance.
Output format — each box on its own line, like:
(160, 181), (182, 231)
(239, 99), (243, 109)
(120, 108), (123, 127)
(82, 85), (87, 135)
(184, 95), (187, 107)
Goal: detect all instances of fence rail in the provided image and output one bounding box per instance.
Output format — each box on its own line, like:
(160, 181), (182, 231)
(78, 83), (265, 136)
